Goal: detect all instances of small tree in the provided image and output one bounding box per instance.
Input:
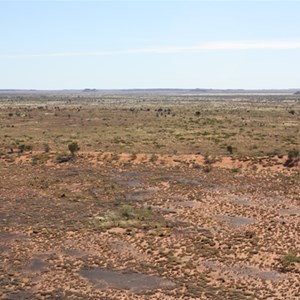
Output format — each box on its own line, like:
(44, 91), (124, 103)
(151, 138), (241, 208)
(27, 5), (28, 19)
(68, 142), (80, 156)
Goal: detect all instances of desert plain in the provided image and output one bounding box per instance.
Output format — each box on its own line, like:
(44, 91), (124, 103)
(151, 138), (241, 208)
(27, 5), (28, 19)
(0, 92), (299, 299)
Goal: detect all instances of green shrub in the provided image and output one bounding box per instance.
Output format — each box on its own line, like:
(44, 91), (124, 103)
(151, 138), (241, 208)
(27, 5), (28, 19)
(120, 204), (134, 220)
(227, 145), (233, 154)
(284, 148), (299, 167)
(68, 142), (80, 156)
(18, 144), (33, 153)
(281, 253), (300, 264)
(288, 149), (299, 160)
(280, 252), (300, 272)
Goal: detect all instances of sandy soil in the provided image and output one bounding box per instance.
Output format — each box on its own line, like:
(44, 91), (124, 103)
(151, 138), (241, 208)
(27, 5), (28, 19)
(0, 153), (299, 299)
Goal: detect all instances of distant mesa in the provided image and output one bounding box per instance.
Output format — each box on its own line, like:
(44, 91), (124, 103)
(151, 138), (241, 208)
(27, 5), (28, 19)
(82, 88), (98, 92)
(294, 91), (300, 95)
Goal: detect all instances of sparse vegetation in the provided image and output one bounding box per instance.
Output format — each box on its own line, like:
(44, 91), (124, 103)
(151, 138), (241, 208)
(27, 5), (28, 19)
(0, 94), (299, 157)
(203, 165), (212, 172)
(150, 153), (158, 163)
(43, 143), (50, 153)
(280, 253), (300, 272)
(18, 144), (33, 153)
(288, 149), (299, 160)
(31, 153), (50, 165)
(281, 253), (300, 264)
(68, 141), (80, 156)
(0, 93), (299, 300)
(226, 144), (233, 154)
(284, 148), (300, 167)
(91, 204), (165, 231)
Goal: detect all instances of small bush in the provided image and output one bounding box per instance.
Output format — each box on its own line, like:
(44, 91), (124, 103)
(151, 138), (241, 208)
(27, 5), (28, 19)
(120, 204), (134, 220)
(227, 145), (233, 154)
(18, 144), (33, 153)
(43, 143), (50, 153)
(284, 149), (299, 167)
(68, 142), (80, 156)
(150, 154), (158, 163)
(31, 153), (50, 165)
(280, 252), (300, 272)
(281, 253), (300, 264)
(91, 205), (156, 231)
(288, 149), (299, 160)
(288, 110), (295, 115)
(203, 165), (212, 173)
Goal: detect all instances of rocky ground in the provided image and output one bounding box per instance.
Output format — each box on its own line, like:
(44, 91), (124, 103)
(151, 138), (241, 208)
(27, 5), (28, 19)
(1, 153), (299, 299)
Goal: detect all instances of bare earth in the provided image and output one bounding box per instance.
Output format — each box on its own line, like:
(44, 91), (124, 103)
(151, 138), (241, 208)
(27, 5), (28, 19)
(0, 94), (299, 299)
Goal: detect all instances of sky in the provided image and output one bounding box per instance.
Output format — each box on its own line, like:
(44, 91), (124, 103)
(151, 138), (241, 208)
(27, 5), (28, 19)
(0, 0), (299, 90)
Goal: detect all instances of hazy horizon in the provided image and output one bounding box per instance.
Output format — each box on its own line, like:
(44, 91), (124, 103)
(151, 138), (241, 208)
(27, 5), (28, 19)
(1, 87), (299, 93)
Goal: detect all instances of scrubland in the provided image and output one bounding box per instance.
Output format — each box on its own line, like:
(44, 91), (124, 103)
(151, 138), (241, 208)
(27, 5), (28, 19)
(0, 93), (299, 299)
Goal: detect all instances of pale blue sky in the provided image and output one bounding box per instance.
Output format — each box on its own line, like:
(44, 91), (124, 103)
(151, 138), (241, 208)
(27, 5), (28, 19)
(0, 0), (299, 89)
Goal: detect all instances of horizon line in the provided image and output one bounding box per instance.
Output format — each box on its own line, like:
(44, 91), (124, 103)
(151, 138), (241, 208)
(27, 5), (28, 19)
(1, 88), (299, 91)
